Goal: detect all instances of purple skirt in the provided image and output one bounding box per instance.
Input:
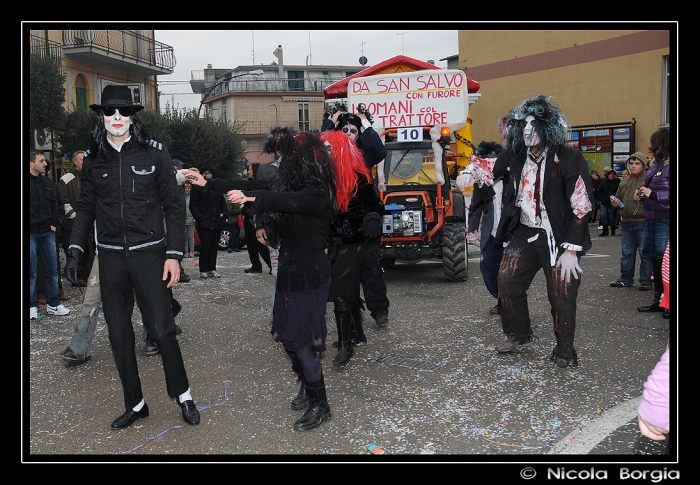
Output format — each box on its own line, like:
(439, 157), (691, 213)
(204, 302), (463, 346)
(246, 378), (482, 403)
(271, 276), (330, 352)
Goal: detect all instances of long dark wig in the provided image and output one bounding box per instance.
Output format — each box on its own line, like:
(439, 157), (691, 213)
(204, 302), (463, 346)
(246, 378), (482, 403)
(498, 94), (568, 156)
(262, 127), (337, 239)
(87, 111), (152, 158)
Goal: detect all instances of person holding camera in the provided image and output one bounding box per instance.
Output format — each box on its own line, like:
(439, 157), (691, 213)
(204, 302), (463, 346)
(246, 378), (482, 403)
(636, 127), (670, 317)
(322, 103), (390, 329)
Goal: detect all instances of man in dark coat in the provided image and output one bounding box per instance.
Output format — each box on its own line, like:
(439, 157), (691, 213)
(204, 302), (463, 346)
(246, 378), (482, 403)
(492, 95), (594, 368)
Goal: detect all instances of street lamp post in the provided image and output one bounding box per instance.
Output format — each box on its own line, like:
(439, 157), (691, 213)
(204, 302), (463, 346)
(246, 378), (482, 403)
(198, 69), (263, 118)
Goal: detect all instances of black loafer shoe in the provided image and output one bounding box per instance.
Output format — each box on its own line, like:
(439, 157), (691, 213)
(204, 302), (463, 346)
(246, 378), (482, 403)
(244, 267), (263, 274)
(111, 404), (149, 429)
(144, 338), (160, 356)
(177, 398), (200, 425)
(638, 284), (652, 291)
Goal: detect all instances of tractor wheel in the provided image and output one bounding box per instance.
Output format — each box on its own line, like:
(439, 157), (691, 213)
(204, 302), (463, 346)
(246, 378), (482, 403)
(442, 222), (467, 282)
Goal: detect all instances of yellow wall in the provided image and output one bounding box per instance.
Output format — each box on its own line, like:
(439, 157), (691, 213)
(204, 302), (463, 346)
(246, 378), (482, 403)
(459, 30), (672, 154)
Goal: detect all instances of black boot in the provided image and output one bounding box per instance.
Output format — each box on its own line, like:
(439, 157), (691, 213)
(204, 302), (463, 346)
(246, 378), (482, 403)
(289, 360), (309, 410)
(598, 226), (609, 237)
(333, 311), (354, 367)
(610, 227), (616, 236)
(351, 304), (367, 347)
(638, 291), (664, 312)
(293, 379), (331, 431)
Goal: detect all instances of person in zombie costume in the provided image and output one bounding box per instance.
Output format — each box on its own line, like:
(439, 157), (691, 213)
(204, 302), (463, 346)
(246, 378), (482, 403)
(456, 141), (505, 316)
(319, 129), (383, 368)
(227, 128), (356, 431)
(64, 84), (199, 428)
(321, 105), (390, 329)
(492, 94), (594, 368)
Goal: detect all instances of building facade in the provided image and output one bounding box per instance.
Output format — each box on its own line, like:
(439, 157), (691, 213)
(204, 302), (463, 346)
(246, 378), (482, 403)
(459, 29), (673, 173)
(192, 46), (364, 163)
(28, 28), (174, 161)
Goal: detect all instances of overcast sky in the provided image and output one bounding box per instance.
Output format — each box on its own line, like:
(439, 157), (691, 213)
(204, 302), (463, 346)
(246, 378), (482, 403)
(155, 27), (458, 112)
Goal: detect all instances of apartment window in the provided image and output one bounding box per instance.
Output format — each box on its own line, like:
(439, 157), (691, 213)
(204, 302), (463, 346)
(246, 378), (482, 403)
(75, 74), (87, 110)
(298, 102), (310, 131)
(662, 55), (671, 126)
(288, 70), (304, 91)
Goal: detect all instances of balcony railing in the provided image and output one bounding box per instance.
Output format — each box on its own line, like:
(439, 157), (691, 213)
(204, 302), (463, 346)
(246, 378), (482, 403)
(201, 78), (346, 99)
(29, 34), (62, 60)
(62, 29), (175, 72)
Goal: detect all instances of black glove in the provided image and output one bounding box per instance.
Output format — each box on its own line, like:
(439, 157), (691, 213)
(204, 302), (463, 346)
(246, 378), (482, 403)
(360, 212), (382, 239)
(64, 248), (82, 286)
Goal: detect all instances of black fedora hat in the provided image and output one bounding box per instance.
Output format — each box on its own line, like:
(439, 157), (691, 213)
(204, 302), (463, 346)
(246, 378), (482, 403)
(89, 85), (144, 112)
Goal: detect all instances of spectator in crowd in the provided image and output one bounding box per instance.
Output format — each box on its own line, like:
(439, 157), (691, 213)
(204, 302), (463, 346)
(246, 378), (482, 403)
(637, 127), (671, 316)
(43, 164), (71, 301)
(64, 84), (198, 429)
(189, 166), (227, 278)
(226, 197), (242, 253)
(491, 94), (593, 368)
(589, 170), (601, 224)
(609, 151), (652, 290)
(595, 167), (621, 236)
(58, 150), (94, 287)
(183, 182), (196, 257)
(29, 149), (71, 320)
(242, 162), (272, 274)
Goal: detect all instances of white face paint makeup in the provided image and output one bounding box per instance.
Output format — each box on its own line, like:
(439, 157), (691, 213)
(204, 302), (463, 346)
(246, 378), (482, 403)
(523, 115), (540, 148)
(104, 109), (132, 137)
(341, 123), (359, 141)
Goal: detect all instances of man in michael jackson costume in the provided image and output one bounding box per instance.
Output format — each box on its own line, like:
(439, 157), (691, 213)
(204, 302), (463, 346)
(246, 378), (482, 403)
(492, 95), (594, 368)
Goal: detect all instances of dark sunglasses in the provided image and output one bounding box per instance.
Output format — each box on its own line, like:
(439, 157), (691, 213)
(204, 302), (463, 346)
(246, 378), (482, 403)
(102, 107), (136, 117)
(342, 127), (358, 135)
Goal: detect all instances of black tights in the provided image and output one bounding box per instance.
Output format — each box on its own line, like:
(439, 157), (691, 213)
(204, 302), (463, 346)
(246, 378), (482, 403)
(287, 346), (322, 386)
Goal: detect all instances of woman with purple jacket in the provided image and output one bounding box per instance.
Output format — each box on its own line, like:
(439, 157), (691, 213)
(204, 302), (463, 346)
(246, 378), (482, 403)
(636, 127), (671, 315)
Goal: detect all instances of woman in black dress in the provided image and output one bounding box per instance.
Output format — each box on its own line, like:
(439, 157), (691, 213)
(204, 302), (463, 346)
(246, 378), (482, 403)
(228, 128), (344, 431)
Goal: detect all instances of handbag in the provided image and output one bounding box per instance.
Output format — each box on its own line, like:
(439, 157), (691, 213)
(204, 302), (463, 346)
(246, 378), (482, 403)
(238, 213), (244, 229)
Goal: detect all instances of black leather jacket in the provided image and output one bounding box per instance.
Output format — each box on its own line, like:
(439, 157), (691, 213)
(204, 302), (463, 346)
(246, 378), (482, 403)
(69, 138), (185, 260)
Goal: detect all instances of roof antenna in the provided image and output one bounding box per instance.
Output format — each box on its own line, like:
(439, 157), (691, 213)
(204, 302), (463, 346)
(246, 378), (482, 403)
(251, 30), (256, 65)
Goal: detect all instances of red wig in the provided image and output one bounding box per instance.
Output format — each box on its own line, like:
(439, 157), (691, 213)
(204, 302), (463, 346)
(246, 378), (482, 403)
(320, 130), (372, 213)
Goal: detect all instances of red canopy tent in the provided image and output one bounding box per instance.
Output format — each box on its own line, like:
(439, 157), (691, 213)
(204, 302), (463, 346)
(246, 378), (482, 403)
(323, 55), (480, 100)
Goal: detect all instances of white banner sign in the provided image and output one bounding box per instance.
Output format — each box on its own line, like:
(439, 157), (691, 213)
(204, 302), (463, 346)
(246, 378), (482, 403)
(347, 69), (468, 128)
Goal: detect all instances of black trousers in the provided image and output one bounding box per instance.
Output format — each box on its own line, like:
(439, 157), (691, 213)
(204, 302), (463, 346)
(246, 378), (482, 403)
(197, 226), (220, 273)
(244, 216), (271, 270)
(497, 224), (580, 359)
(99, 250), (190, 411)
(360, 239), (389, 318)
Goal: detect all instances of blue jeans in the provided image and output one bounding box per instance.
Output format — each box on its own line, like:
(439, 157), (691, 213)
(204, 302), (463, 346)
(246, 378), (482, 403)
(618, 221), (652, 286)
(599, 205), (618, 228)
(29, 231), (60, 308)
(641, 218), (670, 260)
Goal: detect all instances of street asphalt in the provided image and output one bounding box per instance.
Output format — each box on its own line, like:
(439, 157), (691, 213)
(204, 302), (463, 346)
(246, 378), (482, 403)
(24, 222), (676, 468)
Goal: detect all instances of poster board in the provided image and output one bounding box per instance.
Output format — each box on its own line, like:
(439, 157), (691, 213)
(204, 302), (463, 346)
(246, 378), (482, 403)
(568, 123), (635, 175)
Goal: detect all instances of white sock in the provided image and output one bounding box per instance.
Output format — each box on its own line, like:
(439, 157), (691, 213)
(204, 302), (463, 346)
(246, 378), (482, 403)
(178, 388), (193, 403)
(133, 399), (145, 412)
